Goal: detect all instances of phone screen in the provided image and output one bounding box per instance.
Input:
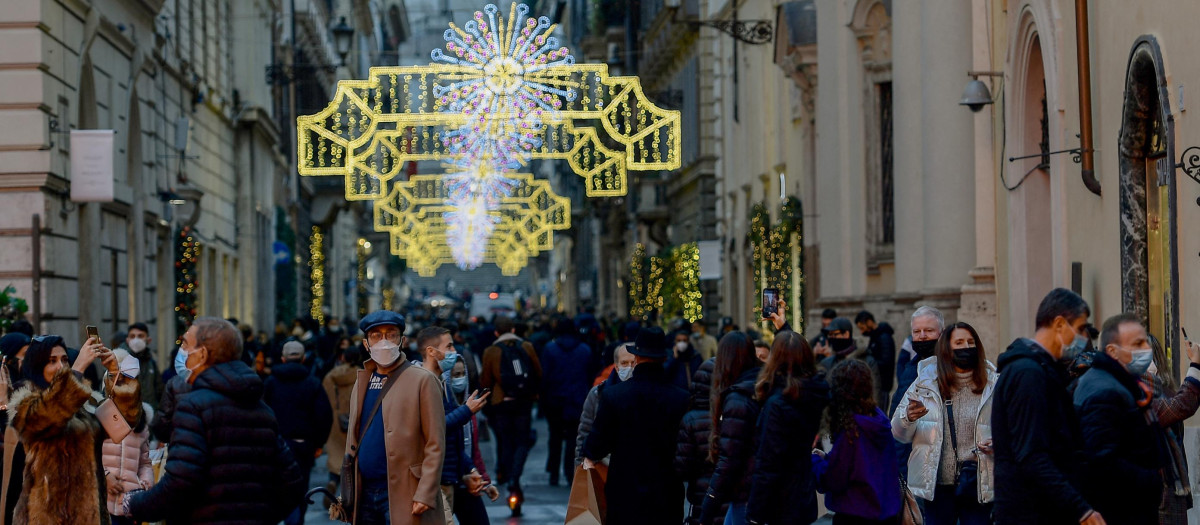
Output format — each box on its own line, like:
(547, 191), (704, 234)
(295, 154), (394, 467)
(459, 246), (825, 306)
(762, 288), (779, 318)
(85, 325), (99, 343)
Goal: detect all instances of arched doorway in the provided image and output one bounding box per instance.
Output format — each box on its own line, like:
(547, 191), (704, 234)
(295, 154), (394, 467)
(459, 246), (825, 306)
(1118, 36), (1179, 363)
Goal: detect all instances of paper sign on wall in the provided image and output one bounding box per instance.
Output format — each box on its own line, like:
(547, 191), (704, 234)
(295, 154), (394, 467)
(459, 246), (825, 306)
(70, 130), (115, 202)
(698, 240), (722, 281)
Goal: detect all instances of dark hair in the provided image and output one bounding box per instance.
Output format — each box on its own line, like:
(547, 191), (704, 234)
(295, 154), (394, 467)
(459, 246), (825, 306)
(752, 339), (769, 349)
(416, 326), (451, 353)
(1099, 313), (1143, 352)
(192, 317), (243, 365)
(9, 320), (34, 337)
(709, 331), (756, 462)
(854, 311), (875, 324)
(755, 331), (816, 401)
(1034, 288), (1091, 329)
(494, 316), (515, 335)
(342, 343), (363, 366)
(824, 359), (876, 443)
(128, 322), (150, 334)
(21, 335), (65, 390)
(1149, 333), (1176, 394)
(553, 317), (577, 338)
(935, 322), (988, 399)
(821, 309), (838, 320)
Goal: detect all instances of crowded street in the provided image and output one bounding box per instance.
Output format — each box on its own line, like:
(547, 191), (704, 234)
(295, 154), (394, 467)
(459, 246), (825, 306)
(4, 0), (1200, 524)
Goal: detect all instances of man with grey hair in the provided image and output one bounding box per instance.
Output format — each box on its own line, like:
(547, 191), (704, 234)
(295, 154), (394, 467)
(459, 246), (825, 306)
(888, 306), (945, 479)
(127, 317), (306, 523)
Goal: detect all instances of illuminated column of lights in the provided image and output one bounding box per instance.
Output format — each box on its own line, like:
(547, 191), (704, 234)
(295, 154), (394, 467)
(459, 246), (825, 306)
(309, 226), (326, 325)
(675, 242), (703, 323)
(356, 238), (369, 317)
(175, 225), (200, 344)
(644, 255), (666, 321)
(382, 288), (395, 311)
(628, 243), (646, 319)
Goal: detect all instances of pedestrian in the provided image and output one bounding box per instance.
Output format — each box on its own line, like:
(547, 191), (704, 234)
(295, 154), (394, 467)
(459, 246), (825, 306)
(574, 343), (635, 466)
(597, 321), (640, 385)
(2, 333), (140, 524)
(817, 317), (862, 374)
(1147, 333), (1200, 525)
(667, 329), (704, 391)
(746, 331), (830, 525)
(890, 306), (943, 480)
(446, 357), (500, 524)
(322, 344), (363, 506)
(698, 331), (763, 525)
(103, 409), (154, 525)
(991, 288), (1100, 525)
(118, 322), (165, 410)
(813, 359), (900, 525)
(333, 310), (446, 524)
(580, 327), (690, 525)
(149, 347), (192, 443)
(892, 321), (997, 525)
(675, 358), (717, 525)
(125, 317), (307, 523)
(856, 311), (896, 409)
(753, 339), (770, 364)
(0, 333), (30, 425)
(692, 321), (719, 361)
(1073, 314), (1165, 524)
(480, 315), (542, 511)
(416, 326), (490, 524)
(264, 341), (335, 525)
(809, 308), (837, 351)
(539, 317), (593, 486)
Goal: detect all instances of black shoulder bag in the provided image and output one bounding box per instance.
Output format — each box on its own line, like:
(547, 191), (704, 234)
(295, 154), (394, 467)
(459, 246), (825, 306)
(340, 362), (406, 520)
(944, 399), (979, 503)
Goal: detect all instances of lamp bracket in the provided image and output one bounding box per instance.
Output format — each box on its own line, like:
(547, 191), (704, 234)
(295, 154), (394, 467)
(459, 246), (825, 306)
(690, 19), (773, 45)
(1008, 147), (1092, 165)
(1174, 146), (1200, 186)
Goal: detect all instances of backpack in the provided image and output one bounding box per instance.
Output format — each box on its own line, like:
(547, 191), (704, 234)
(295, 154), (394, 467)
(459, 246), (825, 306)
(498, 339), (537, 400)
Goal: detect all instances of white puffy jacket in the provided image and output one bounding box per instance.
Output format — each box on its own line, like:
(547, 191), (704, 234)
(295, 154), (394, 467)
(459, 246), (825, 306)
(891, 356), (997, 503)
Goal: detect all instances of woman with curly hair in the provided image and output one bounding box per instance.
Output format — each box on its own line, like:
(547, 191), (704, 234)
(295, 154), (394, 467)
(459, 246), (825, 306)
(813, 359), (900, 524)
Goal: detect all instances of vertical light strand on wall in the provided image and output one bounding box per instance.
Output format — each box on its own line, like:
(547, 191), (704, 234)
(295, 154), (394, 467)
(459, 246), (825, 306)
(309, 226), (325, 325)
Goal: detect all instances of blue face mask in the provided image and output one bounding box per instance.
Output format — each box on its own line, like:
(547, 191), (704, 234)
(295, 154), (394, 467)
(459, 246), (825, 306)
(174, 346), (191, 379)
(439, 352), (458, 374)
(1060, 334), (1089, 363)
(1125, 348), (1154, 377)
(450, 376), (468, 394)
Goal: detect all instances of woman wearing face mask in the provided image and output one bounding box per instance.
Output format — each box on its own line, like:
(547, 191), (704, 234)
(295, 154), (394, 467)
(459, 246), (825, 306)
(0, 334), (141, 524)
(150, 345), (195, 442)
(667, 330), (704, 392)
(574, 343), (636, 467)
(675, 358), (718, 525)
(444, 357), (500, 524)
(698, 331), (763, 525)
(892, 322), (997, 525)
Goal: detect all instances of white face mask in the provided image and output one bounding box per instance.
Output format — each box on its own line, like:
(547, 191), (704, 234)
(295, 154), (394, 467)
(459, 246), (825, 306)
(127, 337), (147, 354)
(616, 365), (633, 382)
(675, 342), (688, 353)
(369, 339), (402, 367)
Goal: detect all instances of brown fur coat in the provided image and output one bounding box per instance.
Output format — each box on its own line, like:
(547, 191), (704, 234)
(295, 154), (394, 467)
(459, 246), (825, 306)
(5, 369), (140, 525)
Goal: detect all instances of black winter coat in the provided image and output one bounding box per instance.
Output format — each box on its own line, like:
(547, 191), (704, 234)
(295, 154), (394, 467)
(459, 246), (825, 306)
(150, 374), (192, 443)
(582, 362), (690, 525)
(128, 361), (307, 524)
(699, 367), (763, 524)
(1073, 353), (1164, 524)
(746, 377), (830, 525)
(666, 345), (705, 392)
(264, 362), (334, 461)
(675, 359), (717, 516)
(865, 323), (896, 393)
(992, 338), (1091, 524)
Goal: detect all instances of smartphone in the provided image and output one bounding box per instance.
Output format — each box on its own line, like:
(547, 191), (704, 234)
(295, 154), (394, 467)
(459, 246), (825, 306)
(480, 388), (492, 398)
(85, 325), (100, 344)
(1184, 327), (1191, 342)
(762, 288), (780, 319)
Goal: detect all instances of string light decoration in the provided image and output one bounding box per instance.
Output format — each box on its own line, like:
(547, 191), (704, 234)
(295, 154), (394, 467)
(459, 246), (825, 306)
(749, 197), (805, 333)
(309, 226), (326, 325)
(667, 243), (703, 323)
(174, 226), (200, 344)
(295, 2), (682, 275)
(628, 243), (647, 319)
(356, 238), (369, 317)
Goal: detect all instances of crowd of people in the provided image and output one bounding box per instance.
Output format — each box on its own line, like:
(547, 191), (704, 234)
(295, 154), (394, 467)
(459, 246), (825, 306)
(0, 285), (1195, 525)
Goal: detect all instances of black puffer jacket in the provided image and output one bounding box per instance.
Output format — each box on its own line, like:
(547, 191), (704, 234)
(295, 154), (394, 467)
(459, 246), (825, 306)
(128, 361), (306, 524)
(150, 374), (192, 442)
(747, 375), (831, 525)
(264, 362), (333, 461)
(699, 366), (762, 524)
(675, 359), (719, 522)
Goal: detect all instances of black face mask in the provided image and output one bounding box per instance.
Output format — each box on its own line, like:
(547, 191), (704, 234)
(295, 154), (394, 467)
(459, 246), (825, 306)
(912, 339), (937, 359)
(830, 337), (853, 353)
(953, 347), (980, 369)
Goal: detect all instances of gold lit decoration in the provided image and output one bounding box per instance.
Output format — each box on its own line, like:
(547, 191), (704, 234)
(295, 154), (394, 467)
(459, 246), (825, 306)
(375, 172), (570, 276)
(628, 243), (647, 319)
(750, 197), (805, 333)
(667, 243), (703, 323)
(309, 226), (326, 325)
(356, 238), (369, 317)
(295, 2), (681, 275)
(174, 226), (200, 345)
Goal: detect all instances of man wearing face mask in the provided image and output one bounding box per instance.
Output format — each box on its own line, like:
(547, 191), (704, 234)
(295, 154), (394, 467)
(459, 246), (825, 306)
(666, 330), (703, 392)
(416, 326), (490, 523)
(119, 322), (164, 410)
(264, 342), (334, 525)
(816, 317), (863, 374)
(341, 310), (445, 525)
(1071, 314), (1164, 524)
(992, 288), (1101, 525)
(575, 343), (635, 467)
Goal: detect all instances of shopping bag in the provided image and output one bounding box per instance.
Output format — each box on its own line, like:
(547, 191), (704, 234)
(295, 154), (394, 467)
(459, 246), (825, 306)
(565, 464), (607, 525)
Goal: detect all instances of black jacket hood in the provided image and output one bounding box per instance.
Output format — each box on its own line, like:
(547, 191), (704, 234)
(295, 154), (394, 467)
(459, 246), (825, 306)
(194, 360), (265, 403)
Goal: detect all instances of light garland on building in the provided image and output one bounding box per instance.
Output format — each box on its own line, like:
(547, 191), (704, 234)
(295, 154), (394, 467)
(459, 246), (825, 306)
(670, 242), (703, 323)
(628, 243), (646, 319)
(309, 226), (326, 325)
(749, 197), (805, 334)
(174, 225), (200, 344)
(356, 238), (369, 317)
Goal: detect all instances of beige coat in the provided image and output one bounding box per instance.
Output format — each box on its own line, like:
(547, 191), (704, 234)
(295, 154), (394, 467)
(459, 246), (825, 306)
(102, 427), (154, 516)
(346, 360), (446, 525)
(324, 362), (360, 474)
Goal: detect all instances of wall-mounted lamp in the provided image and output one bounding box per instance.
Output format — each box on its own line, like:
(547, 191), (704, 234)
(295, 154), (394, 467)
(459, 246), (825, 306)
(959, 71), (1002, 113)
(331, 17), (354, 67)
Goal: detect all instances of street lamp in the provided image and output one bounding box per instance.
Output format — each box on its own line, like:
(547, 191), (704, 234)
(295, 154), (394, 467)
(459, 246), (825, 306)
(959, 71), (1002, 112)
(332, 17), (354, 67)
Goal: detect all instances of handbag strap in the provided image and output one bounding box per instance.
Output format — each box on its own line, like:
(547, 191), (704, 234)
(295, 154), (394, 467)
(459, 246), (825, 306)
(354, 362), (407, 445)
(945, 399), (960, 469)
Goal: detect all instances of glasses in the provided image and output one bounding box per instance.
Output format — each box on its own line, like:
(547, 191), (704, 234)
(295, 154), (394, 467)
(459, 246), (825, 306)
(367, 331), (402, 343)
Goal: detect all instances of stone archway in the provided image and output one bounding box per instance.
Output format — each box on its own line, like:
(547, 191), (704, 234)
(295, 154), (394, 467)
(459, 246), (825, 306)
(1118, 36), (1179, 360)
